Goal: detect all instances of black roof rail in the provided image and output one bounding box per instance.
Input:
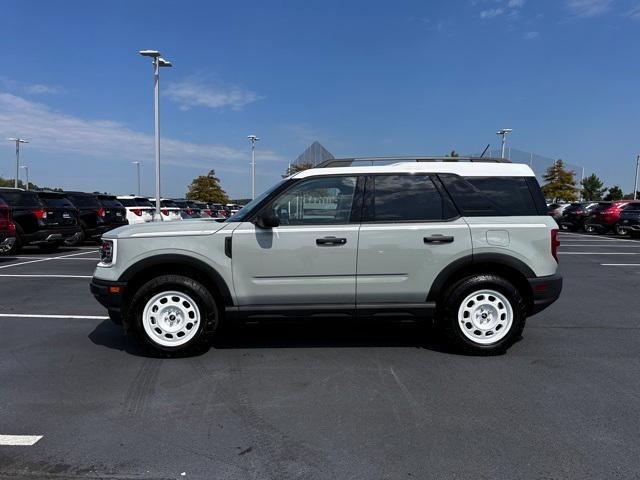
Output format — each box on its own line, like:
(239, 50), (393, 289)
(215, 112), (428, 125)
(314, 156), (511, 168)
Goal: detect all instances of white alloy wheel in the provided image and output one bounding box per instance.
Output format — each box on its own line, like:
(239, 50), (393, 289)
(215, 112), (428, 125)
(615, 224), (628, 236)
(142, 290), (201, 347)
(457, 289), (513, 345)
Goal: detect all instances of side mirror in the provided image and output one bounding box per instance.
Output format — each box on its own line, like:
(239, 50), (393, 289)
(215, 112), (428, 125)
(255, 210), (280, 229)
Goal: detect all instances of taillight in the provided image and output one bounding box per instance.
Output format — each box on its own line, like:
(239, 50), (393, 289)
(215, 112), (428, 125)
(131, 208), (142, 216)
(32, 208), (47, 219)
(97, 208), (106, 217)
(161, 209), (169, 216)
(551, 228), (560, 263)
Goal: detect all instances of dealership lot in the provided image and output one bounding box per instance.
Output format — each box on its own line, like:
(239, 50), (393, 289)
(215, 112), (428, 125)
(1, 233), (640, 479)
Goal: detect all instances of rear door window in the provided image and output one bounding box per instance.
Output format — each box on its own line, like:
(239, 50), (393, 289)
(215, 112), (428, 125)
(364, 174), (457, 222)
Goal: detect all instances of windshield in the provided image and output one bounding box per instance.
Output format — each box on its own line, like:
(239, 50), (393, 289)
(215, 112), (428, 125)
(227, 180), (289, 222)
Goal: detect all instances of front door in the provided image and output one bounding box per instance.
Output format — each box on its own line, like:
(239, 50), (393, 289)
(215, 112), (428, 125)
(232, 175), (361, 306)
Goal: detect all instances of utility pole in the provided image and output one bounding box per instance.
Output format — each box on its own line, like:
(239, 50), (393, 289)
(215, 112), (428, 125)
(8, 138), (28, 188)
(634, 155), (639, 200)
(247, 135), (260, 199)
(20, 165), (29, 190)
(133, 161), (141, 196)
(496, 129), (512, 159)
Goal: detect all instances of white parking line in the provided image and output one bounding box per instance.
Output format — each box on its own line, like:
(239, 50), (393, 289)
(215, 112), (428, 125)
(0, 274), (92, 279)
(0, 314), (108, 320)
(601, 264), (640, 266)
(0, 250), (97, 270)
(0, 435), (43, 446)
(10, 256), (98, 260)
(559, 252), (640, 255)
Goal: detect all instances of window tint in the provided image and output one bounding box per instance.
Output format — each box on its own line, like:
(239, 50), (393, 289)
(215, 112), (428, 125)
(98, 197), (123, 208)
(366, 175), (451, 222)
(40, 196), (75, 208)
(67, 194), (100, 208)
(161, 200), (179, 208)
(117, 198), (135, 207)
(0, 191), (42, 207)
(624, 203), (640, 211)
(268, 176), (357, 225)
(134, 197), (154, 207)
(439, 175), (542, 216)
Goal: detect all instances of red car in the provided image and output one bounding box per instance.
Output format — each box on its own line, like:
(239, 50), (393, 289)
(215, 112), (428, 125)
(584, 201), (633, 234)
(0, 196), (16, 253)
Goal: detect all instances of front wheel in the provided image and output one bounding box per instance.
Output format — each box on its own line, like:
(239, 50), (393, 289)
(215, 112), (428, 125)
(127, 275), (220, 355)
(439, 275), (526, 355)
(614, 224), (629, 236)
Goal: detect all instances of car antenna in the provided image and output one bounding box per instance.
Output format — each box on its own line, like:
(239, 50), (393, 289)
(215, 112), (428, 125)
(480, 144), (490, 158)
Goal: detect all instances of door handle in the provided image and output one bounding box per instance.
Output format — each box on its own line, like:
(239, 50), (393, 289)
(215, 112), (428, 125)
(424, 235), (454, 244)
(316, 236), (347, 246)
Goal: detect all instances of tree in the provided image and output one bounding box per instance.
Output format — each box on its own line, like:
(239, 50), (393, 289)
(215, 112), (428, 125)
(283, 161), (314, 178)
(580, 173), (606, 201)
(185, 170), (229, 204)
(541, 159), (578, 202)
(604, 185), (624, 201)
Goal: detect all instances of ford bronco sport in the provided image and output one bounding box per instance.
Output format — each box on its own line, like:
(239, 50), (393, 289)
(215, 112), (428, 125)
(91, 157), (562, 355)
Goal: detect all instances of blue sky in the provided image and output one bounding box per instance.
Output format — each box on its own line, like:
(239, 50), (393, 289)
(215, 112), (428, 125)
(1, 0), (639, 198)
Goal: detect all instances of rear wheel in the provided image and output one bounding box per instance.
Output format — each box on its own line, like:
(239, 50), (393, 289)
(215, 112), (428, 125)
(439, 274), (526, 355)
(5, 228), (22, 255)
(614, 223), (629, 236)
(583, 224), (598, 234)
(127, 274), (219, 355)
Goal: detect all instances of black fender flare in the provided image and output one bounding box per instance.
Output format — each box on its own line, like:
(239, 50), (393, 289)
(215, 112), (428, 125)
(119, 254), (233, 306)
(426, 253), (535, 302)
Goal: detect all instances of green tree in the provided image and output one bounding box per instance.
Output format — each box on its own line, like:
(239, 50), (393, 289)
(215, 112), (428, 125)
(541, 160), (578, 202)
(580, 173), (606, 201)
(185, 170), (229, 204)
(283, 161), (314, 178)
(604, 185), (624, 201)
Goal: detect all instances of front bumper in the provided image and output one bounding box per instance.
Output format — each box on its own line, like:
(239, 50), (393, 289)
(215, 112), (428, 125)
(90, 278), (127, 324)
(528, 273), (563, 315)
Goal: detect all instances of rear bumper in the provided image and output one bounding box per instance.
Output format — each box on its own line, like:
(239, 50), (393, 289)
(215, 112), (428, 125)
(90, 278), (127, 324)
(528, 273), (563, 315)
(22, 226), (82, 244)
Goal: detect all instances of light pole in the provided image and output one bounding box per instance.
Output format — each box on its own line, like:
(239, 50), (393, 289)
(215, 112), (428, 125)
(20, 165), (29, 190)
(496, 129), (512, 159)
(634, 155), (640, 200)
(139, 50), (172, 220)
(247, 135), (260, 199)
(132, 161), (141, 196)
(8, 138), (28, 188)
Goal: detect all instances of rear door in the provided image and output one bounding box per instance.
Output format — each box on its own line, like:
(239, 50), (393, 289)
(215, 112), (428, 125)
(356, 174), (472, 305)
(231, 175), (361, 306)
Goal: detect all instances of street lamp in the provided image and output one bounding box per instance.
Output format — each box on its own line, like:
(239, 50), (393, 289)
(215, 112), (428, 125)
(8, 138), (28, 188)
(247, 135), (260, 199)
(496, 129), (512, 159)
(20, 165), (29, 190)
(132, 161), (141, 196)
(634, 155), (639, 201)
(138, 49), (172, 220)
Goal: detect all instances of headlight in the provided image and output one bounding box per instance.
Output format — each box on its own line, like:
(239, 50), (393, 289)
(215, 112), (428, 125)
(99, 239), (115, 266)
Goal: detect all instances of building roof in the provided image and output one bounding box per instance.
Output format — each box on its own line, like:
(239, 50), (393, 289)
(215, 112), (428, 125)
(293, 141), (334, 166)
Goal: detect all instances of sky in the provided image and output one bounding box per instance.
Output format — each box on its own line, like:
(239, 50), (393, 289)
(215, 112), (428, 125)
(1, 0), (640, 198)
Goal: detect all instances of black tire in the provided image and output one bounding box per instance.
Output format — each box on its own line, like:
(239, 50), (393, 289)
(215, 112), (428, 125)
(614, 223), (629, 236)
(583, 224), (597, 234)
(5, 227), (22, 255)
(38, 243), (60, 253)
(126, 274), (220, 355)
(439, 274), (527, 355)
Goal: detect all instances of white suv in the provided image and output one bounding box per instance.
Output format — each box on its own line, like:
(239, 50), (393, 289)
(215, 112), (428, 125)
(92, 157), (562, 356)
(116, 196), (155, 224)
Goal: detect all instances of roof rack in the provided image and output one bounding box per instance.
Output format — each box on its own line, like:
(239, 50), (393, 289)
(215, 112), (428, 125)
(315, 156), (511, 168)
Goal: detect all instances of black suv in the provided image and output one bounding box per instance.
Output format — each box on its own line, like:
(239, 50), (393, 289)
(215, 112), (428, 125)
(96, 194), (128, 230)
(558, 202), (598, 231)
(617, 202), (640, 238)
(0, 188), (81, 253)
(63, 192), (121, 245)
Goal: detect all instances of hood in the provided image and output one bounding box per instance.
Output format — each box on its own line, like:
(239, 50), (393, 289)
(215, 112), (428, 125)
(103, 218), (227, 239)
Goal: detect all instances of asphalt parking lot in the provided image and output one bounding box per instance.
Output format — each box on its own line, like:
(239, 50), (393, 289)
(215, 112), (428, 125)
(1, 233), (640, 480)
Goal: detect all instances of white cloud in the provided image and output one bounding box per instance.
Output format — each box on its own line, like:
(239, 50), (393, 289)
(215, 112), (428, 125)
(507, 0), (526, 7)
(566, 0), (613, 17)
(480, 7), (505, 18)
(23, 84), (63, 95)
(165, 77), (262, 111)
(523, 31), (539, 39)
(0, 93), (282, 173)
(626, 3), (640, 19)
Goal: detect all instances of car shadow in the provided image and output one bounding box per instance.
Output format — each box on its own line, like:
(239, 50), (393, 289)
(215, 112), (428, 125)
(88, 318), (478, 357)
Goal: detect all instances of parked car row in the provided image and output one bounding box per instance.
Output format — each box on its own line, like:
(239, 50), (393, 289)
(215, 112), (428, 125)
(552, 200), (640, 237)
(0, 187), (242, 253)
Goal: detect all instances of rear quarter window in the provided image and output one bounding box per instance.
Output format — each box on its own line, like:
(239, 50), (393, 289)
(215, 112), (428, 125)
(438, 175), (545, 216)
